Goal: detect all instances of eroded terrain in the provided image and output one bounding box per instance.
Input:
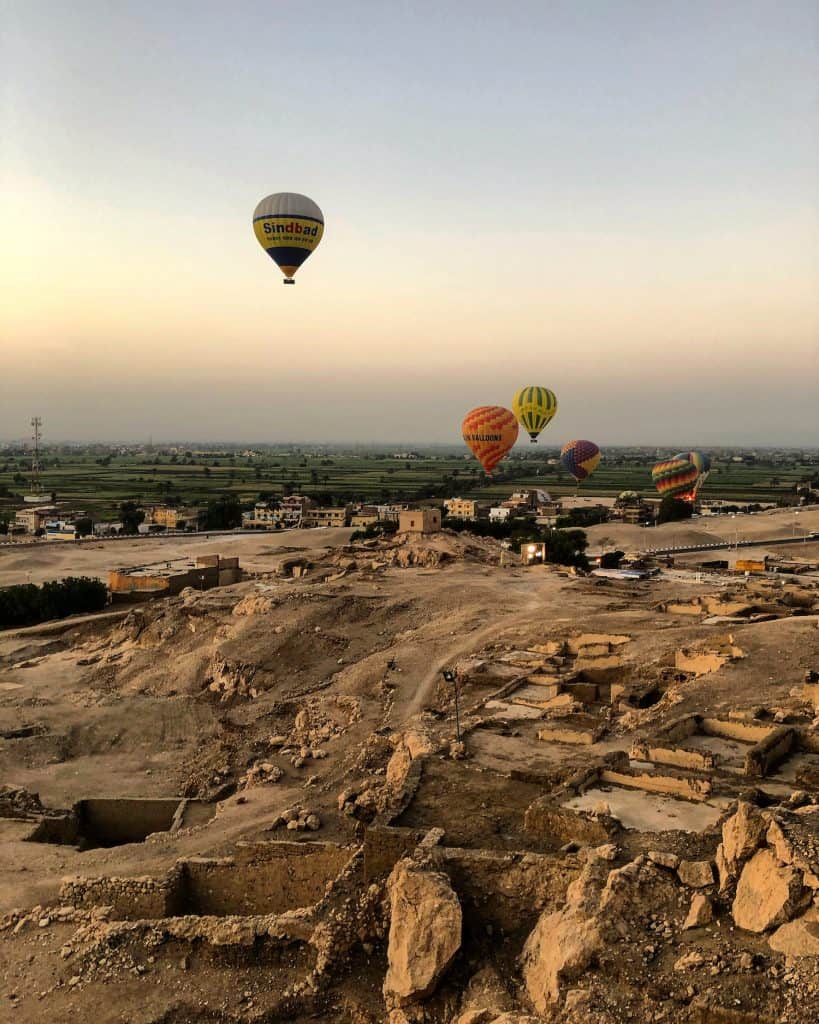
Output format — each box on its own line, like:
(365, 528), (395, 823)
(0, 531), (817, 1023)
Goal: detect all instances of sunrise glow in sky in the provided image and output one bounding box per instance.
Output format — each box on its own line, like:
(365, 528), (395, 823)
(2, 1), (817, 445)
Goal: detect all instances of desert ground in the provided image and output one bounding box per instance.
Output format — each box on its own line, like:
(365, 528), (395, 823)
(0, 527), (356, 589)
(585, 505), (819, 553)
(0, 527), (817, 1023)
(1, 505), (817, 591)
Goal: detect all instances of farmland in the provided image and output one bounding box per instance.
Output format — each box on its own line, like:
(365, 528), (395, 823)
(1, 444), (817, 524)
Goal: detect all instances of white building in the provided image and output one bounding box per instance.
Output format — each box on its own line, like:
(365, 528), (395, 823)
(44, 520), (77, 541)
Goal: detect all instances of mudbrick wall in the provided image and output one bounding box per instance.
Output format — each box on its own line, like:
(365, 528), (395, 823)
(523, 800), (621, 849)
(78, 799), (183, 845)
(435, 846), (580, 937)
(363, 825), (429, 882)
(59, 841), (357, 921)
(179, 841), (355, 916)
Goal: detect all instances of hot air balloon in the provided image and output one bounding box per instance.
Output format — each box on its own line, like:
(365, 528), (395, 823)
(651, 456), (700, 501)
(672, 451), (711, 500)
(560, 440), (601, 483)
(512, 386), (558, 442)
(253, 192), (324, 283)
(462, 406), (519, 475)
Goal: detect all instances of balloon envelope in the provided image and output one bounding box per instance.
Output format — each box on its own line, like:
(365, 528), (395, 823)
(512, 386), (558, 442)
(652, 456), (701, 500)
(669, 451), (711, 500)
(462, 406), (519, 475)
(253, 192), (324, 283)
(560, 440), (601, 482)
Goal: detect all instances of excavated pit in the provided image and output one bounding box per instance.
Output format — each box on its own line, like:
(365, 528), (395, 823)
(60, 841), (359, 921)
(177, 841), (355, 917)
(26, 797), (215, 850)
(562, 788), (726, 832)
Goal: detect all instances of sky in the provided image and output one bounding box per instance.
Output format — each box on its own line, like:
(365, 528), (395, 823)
(1, 1), (817, 447)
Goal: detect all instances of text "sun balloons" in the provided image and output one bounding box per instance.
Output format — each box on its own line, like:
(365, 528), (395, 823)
(462, 407), (519, 475)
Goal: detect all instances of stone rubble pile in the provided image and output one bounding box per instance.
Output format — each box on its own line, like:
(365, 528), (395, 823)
(268, 804), (322, 832)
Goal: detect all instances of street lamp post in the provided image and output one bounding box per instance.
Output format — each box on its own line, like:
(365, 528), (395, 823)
(442, 669), (460, 743)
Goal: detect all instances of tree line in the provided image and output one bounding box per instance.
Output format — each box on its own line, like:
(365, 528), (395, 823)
(0, 577), (108, 629)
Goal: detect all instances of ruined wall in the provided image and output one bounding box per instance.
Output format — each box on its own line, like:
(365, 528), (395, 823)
(599, 768), (712, 802)
(657, 714), (699, 745)
(364, 825), (428, 882)
(107, 570), (170, 595)
(179, 841), (355, 917)
(701, 718), (774, 744)
(437, 847), (578, 937)
(60, 870), (181, 920)
(631, 741), (717, 772)
(79, 798), (182, 845)
(25, 814), (80, 846)
(743, 727), (795, 779)
(523, 800), (620, 850)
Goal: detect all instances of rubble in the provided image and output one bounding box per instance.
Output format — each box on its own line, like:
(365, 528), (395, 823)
(683, 894), (715, 929)
(678, 860), (715, 888)
(768, 908), (819, 956)
(1, 535), (818, 1022)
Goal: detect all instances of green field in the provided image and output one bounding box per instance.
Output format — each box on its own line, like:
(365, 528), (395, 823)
(1, 444), (817, 524)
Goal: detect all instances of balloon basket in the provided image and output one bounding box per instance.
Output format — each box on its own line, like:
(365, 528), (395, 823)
(283, 278), (295, 285)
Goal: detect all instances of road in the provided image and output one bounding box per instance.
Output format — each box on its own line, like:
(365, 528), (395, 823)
(646, 533), (817, 556)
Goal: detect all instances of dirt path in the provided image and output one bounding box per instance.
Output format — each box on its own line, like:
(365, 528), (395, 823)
(404, 584), (548, 719)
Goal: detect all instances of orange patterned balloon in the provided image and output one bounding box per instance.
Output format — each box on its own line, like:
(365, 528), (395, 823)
(461, 406), (519, 475)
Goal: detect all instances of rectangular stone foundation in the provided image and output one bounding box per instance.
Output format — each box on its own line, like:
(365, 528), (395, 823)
(598, 769), (712, 802)
(631, 741), (717, 771)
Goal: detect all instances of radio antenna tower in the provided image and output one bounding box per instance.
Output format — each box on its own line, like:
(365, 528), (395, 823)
(23, 416), (49, 504)
(30, 417), (43, 493)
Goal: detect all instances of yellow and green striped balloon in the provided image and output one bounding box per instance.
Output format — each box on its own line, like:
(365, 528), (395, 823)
(512, 386), (558, 442)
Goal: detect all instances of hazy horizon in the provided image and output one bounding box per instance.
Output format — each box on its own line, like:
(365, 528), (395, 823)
(2, 433), (817, 453)
(3, 1), (817, 447)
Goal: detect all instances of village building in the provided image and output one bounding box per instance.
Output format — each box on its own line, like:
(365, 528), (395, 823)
(143, 505), (203, 531)
(302, 505), (352, 528)
(109, 555), (241, 600)
(13, 505), (59, 534)
(443, 498), (477, 521)
(242, 496), (315, 530)
(398, 508), (441, 534)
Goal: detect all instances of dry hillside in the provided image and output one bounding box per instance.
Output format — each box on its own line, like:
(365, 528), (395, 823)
(0, 529), (817, 1023)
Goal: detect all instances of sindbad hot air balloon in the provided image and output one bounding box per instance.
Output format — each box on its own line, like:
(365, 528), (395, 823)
(512, 386), (558, 442)
(652, 454), (704, 502)
(253, 192), (324, 283)
(462, 406), (519, 475)
(560, 440), (601, 484)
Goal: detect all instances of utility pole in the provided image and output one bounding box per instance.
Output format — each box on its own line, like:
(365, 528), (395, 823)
(442, 669), (460, 743)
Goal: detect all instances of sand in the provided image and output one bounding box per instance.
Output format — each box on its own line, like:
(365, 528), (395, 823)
(0, 527), (355, 588)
